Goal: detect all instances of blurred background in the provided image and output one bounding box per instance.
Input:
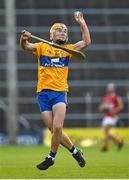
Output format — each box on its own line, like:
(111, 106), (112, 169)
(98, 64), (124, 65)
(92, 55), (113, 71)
(0, 0), (129, 145)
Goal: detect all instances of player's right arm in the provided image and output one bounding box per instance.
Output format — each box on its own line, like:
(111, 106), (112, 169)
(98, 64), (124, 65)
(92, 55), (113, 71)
(20, 31), (36, 51)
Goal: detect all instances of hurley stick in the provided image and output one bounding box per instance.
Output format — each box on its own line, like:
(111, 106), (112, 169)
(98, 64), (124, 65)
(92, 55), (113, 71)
(22, 30), (86, 59)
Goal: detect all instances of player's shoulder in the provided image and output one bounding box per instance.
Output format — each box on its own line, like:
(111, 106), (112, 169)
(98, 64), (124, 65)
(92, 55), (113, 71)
(34, 42), (47, 47)
(37, 42), (46, 46)
(33, 42), (46, 56)
(63, 43), (75, 49)
(114, 94), (121, 101)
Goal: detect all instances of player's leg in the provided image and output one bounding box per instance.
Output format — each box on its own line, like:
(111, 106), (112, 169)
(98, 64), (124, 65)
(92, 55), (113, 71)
(107, 117), (123, 150)
(37, 103), (66, 170)
(40, 110), (73, 148)
(36, 111), (55, 170)
(51, 102), (66, 153)
(40, 110), (77, 151)
(52, 102), (85, 167)
(102, 125), (111, 151)
(36, 90), (56, 170)
(38, 107), (85, 168)
(37, 90), (85, 169)
(109, 131), (123, 150)
(110, 134), (123, 150)
(41, 112), (74, 149)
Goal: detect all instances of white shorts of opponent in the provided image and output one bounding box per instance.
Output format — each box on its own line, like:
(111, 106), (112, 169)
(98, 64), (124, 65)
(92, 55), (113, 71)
(102, 116), (118, 127)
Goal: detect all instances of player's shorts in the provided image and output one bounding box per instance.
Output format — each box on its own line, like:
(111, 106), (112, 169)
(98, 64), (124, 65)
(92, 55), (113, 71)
(37, 89), (67, 112)
(102, 116), (118, 127)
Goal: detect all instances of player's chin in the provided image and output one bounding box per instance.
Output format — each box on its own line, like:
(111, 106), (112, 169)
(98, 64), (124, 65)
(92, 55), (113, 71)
(55, 39), (67, 45)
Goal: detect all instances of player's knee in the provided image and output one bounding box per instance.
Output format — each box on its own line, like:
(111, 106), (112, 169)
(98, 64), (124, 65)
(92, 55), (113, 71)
(53, 125), (62, 135)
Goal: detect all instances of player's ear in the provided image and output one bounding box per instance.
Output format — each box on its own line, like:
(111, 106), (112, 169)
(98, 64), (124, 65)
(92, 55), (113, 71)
(50, 32), (52, 40)
(66, 35), (68, 42)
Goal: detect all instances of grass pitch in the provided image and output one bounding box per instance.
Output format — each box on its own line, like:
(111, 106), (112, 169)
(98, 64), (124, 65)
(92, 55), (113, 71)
(0, 144), (129, 179)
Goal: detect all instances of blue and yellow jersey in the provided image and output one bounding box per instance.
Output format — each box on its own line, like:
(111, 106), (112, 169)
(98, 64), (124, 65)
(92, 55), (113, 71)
(33, 42), (75, 92)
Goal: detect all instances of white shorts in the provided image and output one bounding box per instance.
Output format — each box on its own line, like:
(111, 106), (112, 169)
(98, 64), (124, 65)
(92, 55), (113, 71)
(102, 116), (118, 127)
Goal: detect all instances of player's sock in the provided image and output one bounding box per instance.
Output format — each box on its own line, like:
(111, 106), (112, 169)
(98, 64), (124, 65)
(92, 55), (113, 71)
(116, 140), (124, 150)
(102, 143), (108, 151)
(70, 146), (86, 167)
(69, 145), (78, 154)
(48, 150), (56, 160)
(114, 138), (121, 145)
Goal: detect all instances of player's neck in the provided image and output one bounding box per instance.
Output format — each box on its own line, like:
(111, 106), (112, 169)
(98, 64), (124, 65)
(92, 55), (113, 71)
(107, 92), (115, 96)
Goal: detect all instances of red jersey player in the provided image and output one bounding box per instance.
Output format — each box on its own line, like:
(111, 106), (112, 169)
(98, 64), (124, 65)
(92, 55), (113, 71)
(99, 83), (124, 151)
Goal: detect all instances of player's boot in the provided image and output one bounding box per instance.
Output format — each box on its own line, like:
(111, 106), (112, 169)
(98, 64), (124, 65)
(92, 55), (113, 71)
(72, 150), (86, 167)
(117, 140), (124, 150)
(101, 143), (108, 152)
(36, 157), (54, 170)
(101, 147), (108, 152)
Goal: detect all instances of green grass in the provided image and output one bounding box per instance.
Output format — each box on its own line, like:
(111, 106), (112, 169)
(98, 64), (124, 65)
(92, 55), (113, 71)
(0, 145), (129, 179)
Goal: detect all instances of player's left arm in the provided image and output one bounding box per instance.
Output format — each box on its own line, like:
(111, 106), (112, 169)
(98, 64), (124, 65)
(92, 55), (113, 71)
(109, 97), (123, 116)
(98, 101), (107, 112)
(73, 11), (91, 51)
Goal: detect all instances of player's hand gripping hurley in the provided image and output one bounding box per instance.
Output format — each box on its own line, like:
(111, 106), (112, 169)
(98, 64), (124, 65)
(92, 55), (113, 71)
(21, 30), (86, 60)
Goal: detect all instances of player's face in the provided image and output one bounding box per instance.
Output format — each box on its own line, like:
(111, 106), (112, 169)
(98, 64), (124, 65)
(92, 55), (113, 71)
(106, 83), (115, 94)
(52, 26), (68, 44)
(106, 87), (115, 94)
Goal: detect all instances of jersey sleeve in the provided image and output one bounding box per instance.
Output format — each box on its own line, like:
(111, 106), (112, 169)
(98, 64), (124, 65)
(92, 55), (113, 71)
(116, 96), (122, 105)
(32, 42), (43, 57)
(68, 44), (76, 50)
(66, 44), (76, 58)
